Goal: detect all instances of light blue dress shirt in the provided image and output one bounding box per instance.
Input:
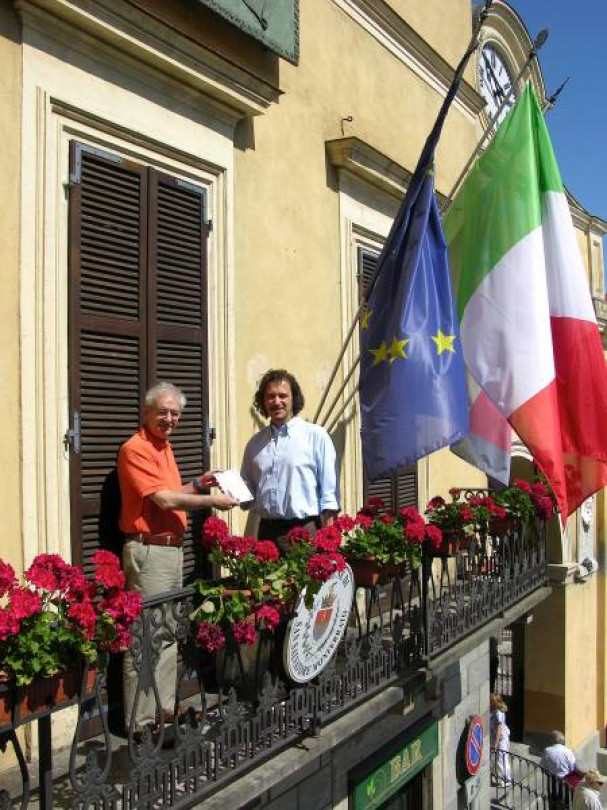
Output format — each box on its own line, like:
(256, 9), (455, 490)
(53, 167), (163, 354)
(241, 417), (340, 520)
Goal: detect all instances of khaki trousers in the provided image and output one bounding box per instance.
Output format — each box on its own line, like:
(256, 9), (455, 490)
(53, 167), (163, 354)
(122, 541), (183, 730)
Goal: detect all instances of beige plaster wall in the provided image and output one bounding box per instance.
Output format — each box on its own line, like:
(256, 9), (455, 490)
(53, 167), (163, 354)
(386, 0), (474, 71)
(232, 0), (477, 516)
(525, 579), (599, 747)
(525, 587), (566, 735)
(0, 5), (22, 575)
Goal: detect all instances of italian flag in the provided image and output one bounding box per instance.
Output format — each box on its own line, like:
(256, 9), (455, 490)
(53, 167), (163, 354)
(444, 84), (607, 519)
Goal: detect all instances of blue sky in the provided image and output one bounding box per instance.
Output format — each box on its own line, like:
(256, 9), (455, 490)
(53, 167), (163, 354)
(508, 0), (606, 221)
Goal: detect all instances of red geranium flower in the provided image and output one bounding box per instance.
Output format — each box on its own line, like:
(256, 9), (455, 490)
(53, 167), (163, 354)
(333, 515), (356, 533)
(0, 610), (20, 641)
(425, 525), (443, 550)
(426, 496), (445, 511)
(219, 536), (256, 558)
(306, 552), (345, 582)
(514, 479), (532, 493)
(68, 600), (98, 640)
(196, 621), (226, 653)
(254, 540), (280, 563)
(232, 619), (257, 646)
(202, 516), (230, 549)
(94, 564), (126, 591)
(256, 605), (280, 631)
(9, 587), (42, 621)
(25, 554), (71, 593)
(399, 506), (422, 523)
(313, 526), (342, 553)
(286, 526), (311, 544)
(404, 520), (426, 543)
(355, 513), (373, 529)
(0, 561), (16, 598)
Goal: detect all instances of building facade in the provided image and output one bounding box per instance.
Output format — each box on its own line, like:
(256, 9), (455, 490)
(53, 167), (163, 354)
(1, 0), (606, 807)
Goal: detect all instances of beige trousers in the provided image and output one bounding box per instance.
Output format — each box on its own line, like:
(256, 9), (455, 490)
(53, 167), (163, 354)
(122, 541), (183, 730)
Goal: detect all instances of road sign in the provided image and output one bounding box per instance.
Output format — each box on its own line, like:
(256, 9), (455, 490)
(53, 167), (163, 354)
(464, 715), (484, 776)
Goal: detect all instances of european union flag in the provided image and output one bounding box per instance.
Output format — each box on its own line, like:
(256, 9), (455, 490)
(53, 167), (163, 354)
(360, 73), (469, 480)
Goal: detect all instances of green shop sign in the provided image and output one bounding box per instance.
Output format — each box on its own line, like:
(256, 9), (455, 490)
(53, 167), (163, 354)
(196, 0), (299, 64)
(352, 722), (438, 810)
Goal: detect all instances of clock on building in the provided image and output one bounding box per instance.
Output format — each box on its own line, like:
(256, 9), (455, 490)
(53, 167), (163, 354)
(478, 43), (516, 126)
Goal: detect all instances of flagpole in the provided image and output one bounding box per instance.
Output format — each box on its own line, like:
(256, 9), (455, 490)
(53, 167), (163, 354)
(319, 356), (360, 427)
(312, 0), (495, 425)
(440, 29), (548, 216)
(324, 77), (567, 435)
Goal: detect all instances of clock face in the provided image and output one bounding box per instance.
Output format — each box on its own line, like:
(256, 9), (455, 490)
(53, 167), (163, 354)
(478, 44), (516, 126)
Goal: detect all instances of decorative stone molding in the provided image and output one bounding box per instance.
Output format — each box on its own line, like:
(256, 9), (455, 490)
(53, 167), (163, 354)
(15, 0), (280, 122)
(326, 136), (412, 200)
(331, 0), (485, 120)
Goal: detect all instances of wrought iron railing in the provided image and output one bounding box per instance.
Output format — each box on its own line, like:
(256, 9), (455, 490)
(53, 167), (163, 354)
(422, 515), (547, 658)
(490, 748), (573, 809)
(0, 515), (548, 810)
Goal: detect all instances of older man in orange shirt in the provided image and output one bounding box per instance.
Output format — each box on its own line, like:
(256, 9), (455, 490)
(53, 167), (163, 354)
(119, 381), (236, 735)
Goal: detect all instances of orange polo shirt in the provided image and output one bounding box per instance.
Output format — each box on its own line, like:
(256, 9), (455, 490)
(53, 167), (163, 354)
(118, 427), (187, 535)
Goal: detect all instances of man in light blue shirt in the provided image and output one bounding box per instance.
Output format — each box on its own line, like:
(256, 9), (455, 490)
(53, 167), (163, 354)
(241, 369), (339, 544)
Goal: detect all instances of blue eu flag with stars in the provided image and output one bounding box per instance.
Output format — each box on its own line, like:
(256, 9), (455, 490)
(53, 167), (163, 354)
(359, 81), (469, 480)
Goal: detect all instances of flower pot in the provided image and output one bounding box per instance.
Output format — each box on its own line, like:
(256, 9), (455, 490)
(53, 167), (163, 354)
(346, 557), (382, 586)
(346, 557), (405, 587)
(489, 516), (520, 536)
(0, 665), (97, 730)
(432, 531), (471, 557)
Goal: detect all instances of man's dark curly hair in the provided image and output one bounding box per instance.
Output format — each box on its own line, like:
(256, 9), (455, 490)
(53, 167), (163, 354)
(254, 369), (305, 418)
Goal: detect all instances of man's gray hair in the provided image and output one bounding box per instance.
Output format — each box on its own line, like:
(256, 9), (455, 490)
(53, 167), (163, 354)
(550, 730), (566, 746)
(145, 382), (186, 410)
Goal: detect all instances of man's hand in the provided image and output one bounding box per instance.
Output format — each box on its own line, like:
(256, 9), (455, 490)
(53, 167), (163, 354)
(212, 493), (238, 511)
(199, 469), (221, 488)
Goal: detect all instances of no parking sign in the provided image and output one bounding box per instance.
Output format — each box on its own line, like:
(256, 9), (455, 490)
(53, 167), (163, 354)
(464, 715), (484, 776)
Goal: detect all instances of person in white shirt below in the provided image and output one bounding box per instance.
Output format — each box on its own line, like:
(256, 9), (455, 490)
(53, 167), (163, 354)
(241, 369), (339, 548)
(541, 730), (586, 785)
(573, 770), (605, 810)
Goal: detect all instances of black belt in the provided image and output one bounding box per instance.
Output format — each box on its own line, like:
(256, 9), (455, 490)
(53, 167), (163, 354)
(125, 532), (183, 548)
(260, 516), (320, 529)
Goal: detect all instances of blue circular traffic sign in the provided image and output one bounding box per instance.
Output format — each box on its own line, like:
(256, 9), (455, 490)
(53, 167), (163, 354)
(465, 715), (484, 776)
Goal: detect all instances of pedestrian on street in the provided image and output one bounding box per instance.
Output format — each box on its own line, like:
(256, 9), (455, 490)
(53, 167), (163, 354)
(491, 693), (512, 786)
(573, 770), (605, 809)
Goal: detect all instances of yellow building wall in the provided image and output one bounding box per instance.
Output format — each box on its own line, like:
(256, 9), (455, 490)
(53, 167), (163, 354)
(525, 576), (600, 748)
(0, 4), (23, 575)
(232, 0), (479, 520)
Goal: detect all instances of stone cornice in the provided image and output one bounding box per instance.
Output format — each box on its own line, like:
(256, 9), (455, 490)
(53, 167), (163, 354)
(326, 137), (450, 207)
(567, 190), (607, 237)
(326, 136), (412, 200)
(15, 0), (281, 123)
(331, 0), (485, 121)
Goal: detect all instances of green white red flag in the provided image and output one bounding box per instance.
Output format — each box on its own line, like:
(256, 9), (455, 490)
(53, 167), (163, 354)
(444, 83), (607, 519)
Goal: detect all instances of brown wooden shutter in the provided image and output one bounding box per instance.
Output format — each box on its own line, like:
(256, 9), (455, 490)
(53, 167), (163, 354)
(68, 144), (148, 570)
(358, 247), (418, 512)
(149, 172), (210, 584)
(69, 144), (210, 579)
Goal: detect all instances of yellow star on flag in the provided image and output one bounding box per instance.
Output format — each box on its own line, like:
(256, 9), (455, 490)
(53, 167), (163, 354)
(387, 335), (409, 364)
(431, 329), (457, 355)
(360, 308), (372, 331)
(369, 341), (388, 366)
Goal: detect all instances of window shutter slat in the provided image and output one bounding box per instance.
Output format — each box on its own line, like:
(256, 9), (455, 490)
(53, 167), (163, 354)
(150, 172), (210, 583)
(69, 144), (147, 571)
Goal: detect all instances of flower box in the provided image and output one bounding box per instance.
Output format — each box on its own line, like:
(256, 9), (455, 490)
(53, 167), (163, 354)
(431, 530), (471, 557)
(0, 665), (97, 731)
(346, 557), (408, 588)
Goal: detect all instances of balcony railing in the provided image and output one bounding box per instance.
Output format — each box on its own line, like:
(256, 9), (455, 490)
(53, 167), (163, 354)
(0, 517), (548, 810)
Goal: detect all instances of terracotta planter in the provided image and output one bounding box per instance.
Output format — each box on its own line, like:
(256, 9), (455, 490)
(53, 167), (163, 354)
(489, 516), (520, 536)
(432, 530), (471, 557)
(0, 665), (97, 730)
(346, 557), (405, 587)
